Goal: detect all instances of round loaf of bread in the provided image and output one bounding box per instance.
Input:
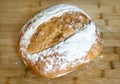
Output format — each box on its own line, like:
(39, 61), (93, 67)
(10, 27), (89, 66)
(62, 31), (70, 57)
(18, 4), (102, 78)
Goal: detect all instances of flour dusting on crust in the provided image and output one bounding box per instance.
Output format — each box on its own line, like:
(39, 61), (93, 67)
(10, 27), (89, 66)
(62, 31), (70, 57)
(19, 4), (97, 76)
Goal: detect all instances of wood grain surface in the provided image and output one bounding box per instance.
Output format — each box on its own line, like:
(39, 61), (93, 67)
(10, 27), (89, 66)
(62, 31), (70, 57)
(0, 0), (120, 84)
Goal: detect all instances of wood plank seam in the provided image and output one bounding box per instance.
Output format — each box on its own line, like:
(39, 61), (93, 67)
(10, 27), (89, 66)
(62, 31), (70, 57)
(109, 61), (115, 69)
(4, 77), (11, 84)
(113, 46), (117, 54)
(72, 77), (78, 84)
(101, 69), (105, 77)
(104, 19), (109, 26)
(112, 6), (116, 14)
(97, 1), (101, 8)
(99, 13), (103, 19)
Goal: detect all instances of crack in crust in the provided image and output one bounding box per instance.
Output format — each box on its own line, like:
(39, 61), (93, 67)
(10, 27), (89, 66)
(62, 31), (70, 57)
(27, 12), (90, 54)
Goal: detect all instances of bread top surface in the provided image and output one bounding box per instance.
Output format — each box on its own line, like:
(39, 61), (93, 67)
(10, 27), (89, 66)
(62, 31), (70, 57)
(19, 4), (102, 78)
(27, 12), (90, 54)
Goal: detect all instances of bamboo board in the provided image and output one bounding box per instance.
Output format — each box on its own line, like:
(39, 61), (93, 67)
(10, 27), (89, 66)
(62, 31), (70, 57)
(0, 0), (120, 84)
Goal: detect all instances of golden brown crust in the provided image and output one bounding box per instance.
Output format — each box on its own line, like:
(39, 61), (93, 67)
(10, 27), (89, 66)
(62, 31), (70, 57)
(27, 12), (90, 54)
(18, 5), (102, 78)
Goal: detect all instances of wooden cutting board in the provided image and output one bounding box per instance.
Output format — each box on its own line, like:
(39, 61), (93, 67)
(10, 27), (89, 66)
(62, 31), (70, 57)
(0, 0), (120, 84)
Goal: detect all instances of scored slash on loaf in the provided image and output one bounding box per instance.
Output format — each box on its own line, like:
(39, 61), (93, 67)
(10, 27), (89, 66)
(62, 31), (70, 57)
(18, 4), (102, 78)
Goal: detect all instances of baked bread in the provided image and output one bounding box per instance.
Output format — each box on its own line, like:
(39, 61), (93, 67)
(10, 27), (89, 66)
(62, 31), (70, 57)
(18, 4), (102, 78)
